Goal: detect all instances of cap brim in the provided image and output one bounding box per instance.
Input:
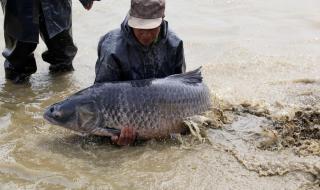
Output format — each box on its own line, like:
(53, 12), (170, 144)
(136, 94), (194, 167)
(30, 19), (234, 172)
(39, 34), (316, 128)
(128, 15), (162, 29)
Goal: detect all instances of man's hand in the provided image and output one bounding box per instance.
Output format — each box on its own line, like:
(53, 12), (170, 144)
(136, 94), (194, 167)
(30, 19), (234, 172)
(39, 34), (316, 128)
(84, 1), (93, 10)
(111, 125), (137, 146)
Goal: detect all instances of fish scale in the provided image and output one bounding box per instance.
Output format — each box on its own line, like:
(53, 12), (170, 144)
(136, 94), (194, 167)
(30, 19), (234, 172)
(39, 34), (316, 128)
(101, 75), (210, 138)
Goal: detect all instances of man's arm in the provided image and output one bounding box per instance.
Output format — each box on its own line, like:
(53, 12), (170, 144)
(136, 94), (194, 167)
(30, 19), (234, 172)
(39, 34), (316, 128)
(175, 41), (186, 74)
(94, 35), (136, 146)
(94, 35), (121, 84)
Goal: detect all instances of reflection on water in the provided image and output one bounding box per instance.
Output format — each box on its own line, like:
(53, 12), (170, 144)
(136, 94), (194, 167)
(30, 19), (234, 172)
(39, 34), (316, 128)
(0, 0), (320, 189)
(0, 73), (78, 135)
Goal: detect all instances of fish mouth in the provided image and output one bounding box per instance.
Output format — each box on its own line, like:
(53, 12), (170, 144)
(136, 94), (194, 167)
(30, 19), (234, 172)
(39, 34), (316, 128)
(43, 108), (89, 135)
(43, 107), (68, 126)
(43, 112), (63, 126)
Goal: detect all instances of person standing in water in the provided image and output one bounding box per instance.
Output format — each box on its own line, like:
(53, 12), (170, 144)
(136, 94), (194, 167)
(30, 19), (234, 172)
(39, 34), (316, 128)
(1, 0), (98, 83)
(94, 0), (186, 145)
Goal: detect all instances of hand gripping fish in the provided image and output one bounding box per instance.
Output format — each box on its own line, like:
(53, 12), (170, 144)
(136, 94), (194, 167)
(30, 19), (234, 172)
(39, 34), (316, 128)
(44, 68), (211, 140)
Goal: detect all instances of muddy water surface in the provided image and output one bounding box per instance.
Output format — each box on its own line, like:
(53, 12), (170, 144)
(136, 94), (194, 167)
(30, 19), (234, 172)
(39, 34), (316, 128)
(0, 0), (320, 189)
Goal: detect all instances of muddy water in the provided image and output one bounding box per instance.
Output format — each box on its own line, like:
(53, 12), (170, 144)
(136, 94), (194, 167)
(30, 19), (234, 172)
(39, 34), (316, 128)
(0, 0), (320, 189)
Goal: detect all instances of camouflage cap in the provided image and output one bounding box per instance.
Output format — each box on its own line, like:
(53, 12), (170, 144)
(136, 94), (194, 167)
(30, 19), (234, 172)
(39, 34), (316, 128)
(128, 0), (165, 29)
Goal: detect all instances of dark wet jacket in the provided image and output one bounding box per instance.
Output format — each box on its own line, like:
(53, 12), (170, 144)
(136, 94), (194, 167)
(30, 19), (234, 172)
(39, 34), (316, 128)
(1, 0), (72, 43)
(94, 17), (186, 83)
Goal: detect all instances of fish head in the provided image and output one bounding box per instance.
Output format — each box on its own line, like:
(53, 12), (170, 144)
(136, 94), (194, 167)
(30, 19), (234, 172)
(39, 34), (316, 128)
(44, 94), (102, 134)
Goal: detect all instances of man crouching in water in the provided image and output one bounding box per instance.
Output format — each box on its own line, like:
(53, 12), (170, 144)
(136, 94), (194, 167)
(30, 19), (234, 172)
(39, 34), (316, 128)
(94, 0), (186, 145)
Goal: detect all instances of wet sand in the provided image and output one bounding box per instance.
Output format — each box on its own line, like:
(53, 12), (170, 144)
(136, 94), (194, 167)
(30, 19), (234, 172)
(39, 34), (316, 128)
(0, 0), (320, 189)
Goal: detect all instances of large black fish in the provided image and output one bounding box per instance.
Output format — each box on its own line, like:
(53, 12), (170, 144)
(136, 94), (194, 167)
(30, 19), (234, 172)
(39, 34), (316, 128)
(44, 68), (211, 139)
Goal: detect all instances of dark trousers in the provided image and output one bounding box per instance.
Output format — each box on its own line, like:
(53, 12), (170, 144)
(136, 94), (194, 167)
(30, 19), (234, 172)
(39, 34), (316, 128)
(2, 7), (78, 76)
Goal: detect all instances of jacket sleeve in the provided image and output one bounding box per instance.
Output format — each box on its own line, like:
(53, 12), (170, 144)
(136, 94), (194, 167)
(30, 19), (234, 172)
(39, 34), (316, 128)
(175, 41), (186, 74)
(94, 35), (121, 84)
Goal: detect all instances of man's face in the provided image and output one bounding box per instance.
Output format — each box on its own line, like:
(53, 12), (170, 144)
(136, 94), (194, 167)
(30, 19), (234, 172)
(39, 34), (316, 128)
(132, 26), (161, 46)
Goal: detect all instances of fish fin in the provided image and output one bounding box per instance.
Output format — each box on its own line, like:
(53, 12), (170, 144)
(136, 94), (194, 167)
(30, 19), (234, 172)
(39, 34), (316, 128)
(167, 67), (203, 84)
(90, 127), (121, 137)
